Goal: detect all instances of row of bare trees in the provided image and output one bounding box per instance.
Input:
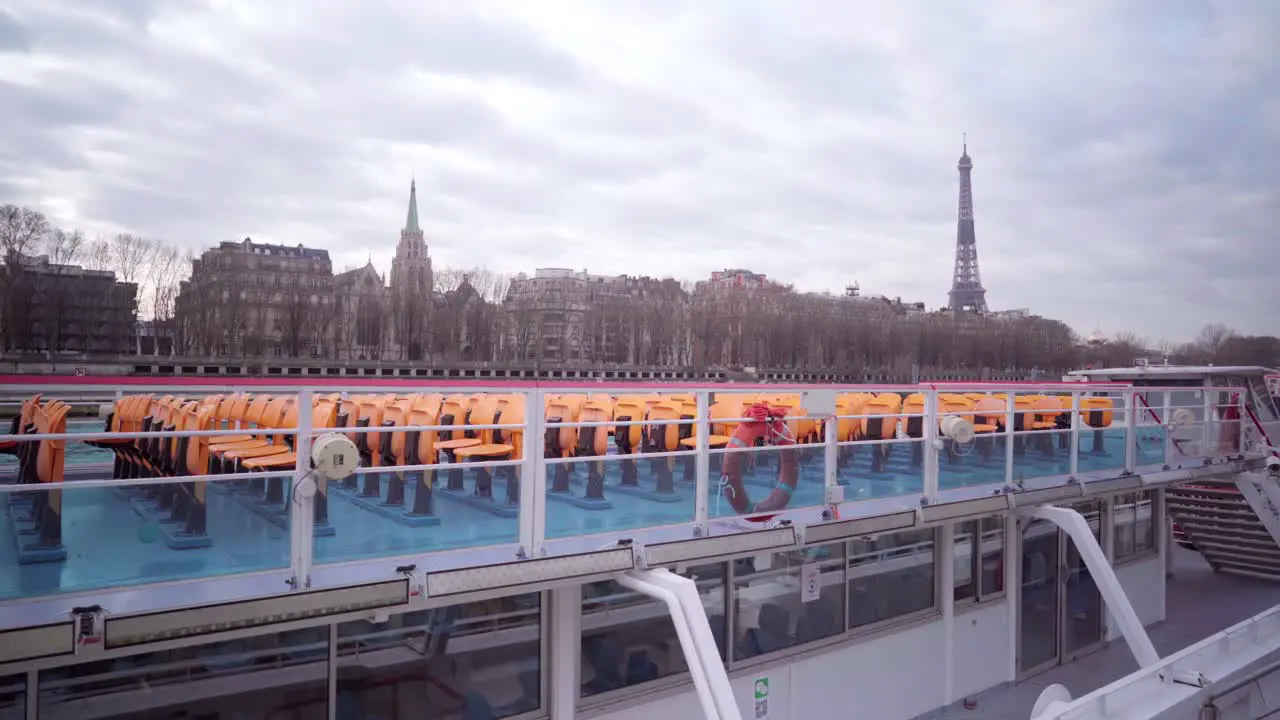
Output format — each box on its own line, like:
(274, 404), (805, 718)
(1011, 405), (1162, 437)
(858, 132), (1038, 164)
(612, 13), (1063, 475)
(5, 202), (1276, 372)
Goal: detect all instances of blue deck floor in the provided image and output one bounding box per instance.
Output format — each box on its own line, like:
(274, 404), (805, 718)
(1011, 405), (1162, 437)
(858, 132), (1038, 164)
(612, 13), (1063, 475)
(0, 427), (1163, 601)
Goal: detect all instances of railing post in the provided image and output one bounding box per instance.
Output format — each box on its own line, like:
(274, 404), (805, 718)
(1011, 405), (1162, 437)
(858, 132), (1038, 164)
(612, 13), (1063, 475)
(289, 388), (315, 590)
(923, 389), (940, 503)
(1124, 390), (1138, 473)
(1005, 392), (1016, 486)
(693, 390), (710, 533)
(519, 388), (546, 558)
(1238, 390), (1248, 454)
(1069, 389), (1081, 478)
(1162, 390), (1173, 466)
(1202, 390), (1215, 457)
(823, 395), (839, 499)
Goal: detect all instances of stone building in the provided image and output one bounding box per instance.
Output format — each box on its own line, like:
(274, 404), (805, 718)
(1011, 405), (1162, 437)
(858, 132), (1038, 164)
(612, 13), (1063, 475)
(332, 262), (390, 361)
(174, 238), (334, 358)
(174, 181), (448, 361)
(504, 269), (687, 364)
(389, 180), (434, 361)
(4, 254), (136, 355)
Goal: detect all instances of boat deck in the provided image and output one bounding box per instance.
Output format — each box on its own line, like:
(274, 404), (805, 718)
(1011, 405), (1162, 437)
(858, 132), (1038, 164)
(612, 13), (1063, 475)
(0, 422), (1152, 601)
(955, 547), (1280, 719)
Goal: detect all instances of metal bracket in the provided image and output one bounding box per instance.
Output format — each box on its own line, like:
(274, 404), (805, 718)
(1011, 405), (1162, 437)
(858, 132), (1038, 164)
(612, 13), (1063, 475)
(70, 604), (106, 655)
(397, 564), (425, 599)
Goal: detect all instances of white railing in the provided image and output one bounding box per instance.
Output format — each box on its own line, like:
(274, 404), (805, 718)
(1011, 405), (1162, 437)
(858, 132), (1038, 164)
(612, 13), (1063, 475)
(1034, 604), (1280, 719)
(0, 378), (1260, 612)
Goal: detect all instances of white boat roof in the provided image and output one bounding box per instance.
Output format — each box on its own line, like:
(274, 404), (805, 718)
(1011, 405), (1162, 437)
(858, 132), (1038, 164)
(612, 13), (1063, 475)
(1068, 365), (1278, 379)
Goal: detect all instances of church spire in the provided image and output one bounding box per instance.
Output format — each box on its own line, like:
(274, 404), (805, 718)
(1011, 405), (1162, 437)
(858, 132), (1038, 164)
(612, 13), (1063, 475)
(404, 179), (420, 234)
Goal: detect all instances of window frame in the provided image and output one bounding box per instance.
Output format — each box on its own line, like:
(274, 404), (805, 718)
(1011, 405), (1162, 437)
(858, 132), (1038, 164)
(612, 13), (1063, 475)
(952, 516), (1008, 608)
(844, 527), (942, 637)
(574, 562), (730, 711)
(25, 593), (552, 720)
(727, 542), (848, 666)
(1112, 489), (1160, 565)
(578, 528), (946, 708)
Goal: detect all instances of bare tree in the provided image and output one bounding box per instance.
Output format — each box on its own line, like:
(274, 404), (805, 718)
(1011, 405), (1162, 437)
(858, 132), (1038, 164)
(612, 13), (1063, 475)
(0, 205), (49, 264)
(278, 281), (313, 358)
(83, 236), (112, 272)
(434, 267), (466, 294)
(108, 233), (155, 285)
(0, 205), (50, 351)
(1194, 322), (1236, 362)
(465, 268), (511, 304)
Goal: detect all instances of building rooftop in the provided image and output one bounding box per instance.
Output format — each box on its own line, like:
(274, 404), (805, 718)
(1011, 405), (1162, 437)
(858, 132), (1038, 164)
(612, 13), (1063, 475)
(215, 237), (330, 261)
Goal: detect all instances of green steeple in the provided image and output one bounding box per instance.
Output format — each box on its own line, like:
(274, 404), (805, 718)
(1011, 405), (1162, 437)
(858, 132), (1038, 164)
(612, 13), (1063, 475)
(405, 179), (421, 233)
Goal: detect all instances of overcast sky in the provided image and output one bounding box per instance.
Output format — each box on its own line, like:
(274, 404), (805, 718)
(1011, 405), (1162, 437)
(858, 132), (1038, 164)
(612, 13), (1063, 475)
(1, 1), (1276, 343)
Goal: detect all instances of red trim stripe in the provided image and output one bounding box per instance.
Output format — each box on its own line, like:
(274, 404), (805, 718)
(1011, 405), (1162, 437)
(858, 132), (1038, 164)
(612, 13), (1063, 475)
(0, 373), (1134, 392)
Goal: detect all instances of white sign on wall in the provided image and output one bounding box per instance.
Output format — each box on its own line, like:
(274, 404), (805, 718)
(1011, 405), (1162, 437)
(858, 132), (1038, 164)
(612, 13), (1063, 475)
(800, 563), (820, 603)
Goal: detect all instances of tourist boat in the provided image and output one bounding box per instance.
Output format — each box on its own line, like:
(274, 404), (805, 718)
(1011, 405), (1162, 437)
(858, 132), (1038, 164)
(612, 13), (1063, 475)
(0, 368), (1277, 719)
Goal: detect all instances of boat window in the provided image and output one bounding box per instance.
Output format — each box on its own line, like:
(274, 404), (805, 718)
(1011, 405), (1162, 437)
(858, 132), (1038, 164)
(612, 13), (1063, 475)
(732, 543), (845, 661)
(1113, 490), (1158, 563)
(0, 674), (23, 720)
(954, 517), (1006, 605)
(580, 563), (726, 699)
(36, 624), (331, 720)
(1132, 378), (1204, 388)
(334, 592), (543, 719)
(848, 528), (938, 631)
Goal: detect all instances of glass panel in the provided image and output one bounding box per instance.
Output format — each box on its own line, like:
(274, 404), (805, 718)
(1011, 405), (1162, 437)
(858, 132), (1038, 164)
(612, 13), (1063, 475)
(1063, 500), (1104, 655)
(335, 593), (542, 719)
(2, 477), (290, 601)
(1001, 392), (1068, 484)
(953, 521), (977, 602)
(1019, 518), (1060, 673)
(1063, 536), (1104, 655)
(581, 563), (725, 697)
(1247, 376), (1279, 421)
(1132, 390), (1170, 468)
(546, 454), (699, 539)
(848, 528), (937, 630)
(734, 543), (846, 661)
(315, 460), (522, 564)
(1075, 391), (1129, 476)
(835, 438), (927, 500)
(1113, 492), (1138, 560)
(979, 516), (1006, 597)
(0, 418), (113, 472)
(0, 674), (24, 720)
(710, 443), (829, 520)
(1135, 490), (1156, 554)
(37, 625), (329, 719)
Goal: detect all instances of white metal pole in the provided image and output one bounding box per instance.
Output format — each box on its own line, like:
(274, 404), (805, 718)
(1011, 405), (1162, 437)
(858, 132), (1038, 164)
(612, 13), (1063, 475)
(290, 388), (315, 590)
(1124, 391), (1138, 473)
(1069, 390), (1081, 478)
(1005, 393), (1016, 486)
(923, 389), (940, 503)
(694, 390), (710, 533)
(520, 388), (546, 558)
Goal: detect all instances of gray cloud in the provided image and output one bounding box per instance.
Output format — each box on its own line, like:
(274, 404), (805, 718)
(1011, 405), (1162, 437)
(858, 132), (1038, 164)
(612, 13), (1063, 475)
(0, 9), (31, 51)
(0, 0), (1277, 342)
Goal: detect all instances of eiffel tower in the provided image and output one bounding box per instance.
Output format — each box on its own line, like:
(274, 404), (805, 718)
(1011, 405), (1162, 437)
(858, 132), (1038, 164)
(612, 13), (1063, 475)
(947, 137), (989, 314)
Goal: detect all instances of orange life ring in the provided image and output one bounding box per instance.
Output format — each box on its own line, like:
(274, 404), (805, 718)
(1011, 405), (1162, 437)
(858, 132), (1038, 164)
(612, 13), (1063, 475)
(720, 403), (799, 516)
